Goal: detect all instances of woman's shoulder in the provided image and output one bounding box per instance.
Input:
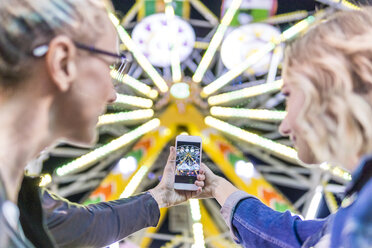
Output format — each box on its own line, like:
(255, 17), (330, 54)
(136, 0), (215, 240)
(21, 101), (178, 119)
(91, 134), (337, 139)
(341, 178), (372, 247)
(355, 178), (372, 208)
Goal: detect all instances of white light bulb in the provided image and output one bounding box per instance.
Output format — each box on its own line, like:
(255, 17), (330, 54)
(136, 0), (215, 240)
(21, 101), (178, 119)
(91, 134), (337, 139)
(235, 160), (255, 180)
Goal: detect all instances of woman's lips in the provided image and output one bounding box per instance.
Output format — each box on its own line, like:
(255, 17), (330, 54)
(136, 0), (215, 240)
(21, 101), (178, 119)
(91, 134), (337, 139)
(291, 135), (297, 145)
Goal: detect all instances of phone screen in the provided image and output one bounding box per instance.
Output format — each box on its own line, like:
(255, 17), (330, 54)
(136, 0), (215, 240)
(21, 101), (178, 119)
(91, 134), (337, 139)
(175, 141), (201, 184)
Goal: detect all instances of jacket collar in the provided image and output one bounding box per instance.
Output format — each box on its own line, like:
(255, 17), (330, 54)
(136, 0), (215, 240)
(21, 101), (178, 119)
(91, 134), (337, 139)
(345, 154), (372, 197)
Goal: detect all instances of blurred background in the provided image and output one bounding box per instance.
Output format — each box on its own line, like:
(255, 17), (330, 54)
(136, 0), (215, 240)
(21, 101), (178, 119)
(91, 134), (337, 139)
(31, 0), (369, 247)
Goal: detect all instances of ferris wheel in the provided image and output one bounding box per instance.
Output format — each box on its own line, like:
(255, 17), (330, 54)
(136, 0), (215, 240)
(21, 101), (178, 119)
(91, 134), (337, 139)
(39, 1), (358, 247)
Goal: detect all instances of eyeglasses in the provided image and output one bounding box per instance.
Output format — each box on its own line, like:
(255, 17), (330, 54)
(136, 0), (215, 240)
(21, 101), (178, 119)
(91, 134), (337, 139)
(32, 41), (132, 76)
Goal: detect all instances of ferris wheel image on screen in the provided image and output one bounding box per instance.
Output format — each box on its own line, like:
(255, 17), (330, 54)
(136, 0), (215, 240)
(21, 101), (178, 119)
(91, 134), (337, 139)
(176, 145), (200, 177)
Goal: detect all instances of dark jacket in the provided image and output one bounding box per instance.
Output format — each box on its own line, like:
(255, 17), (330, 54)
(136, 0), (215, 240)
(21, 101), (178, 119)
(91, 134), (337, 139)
(18, 177), (160, 247)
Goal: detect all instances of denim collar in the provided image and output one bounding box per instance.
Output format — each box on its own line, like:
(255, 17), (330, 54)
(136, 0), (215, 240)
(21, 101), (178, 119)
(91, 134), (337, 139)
(345, 154), (372, 197)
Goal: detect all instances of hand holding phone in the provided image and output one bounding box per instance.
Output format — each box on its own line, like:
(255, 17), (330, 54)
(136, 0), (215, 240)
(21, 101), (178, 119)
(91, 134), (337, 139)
(174, 135), (202, 191)
(149, 146), (206, 208)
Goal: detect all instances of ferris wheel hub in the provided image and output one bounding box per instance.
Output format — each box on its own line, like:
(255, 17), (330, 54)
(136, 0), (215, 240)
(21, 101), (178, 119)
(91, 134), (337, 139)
(170, 82), (191, 99)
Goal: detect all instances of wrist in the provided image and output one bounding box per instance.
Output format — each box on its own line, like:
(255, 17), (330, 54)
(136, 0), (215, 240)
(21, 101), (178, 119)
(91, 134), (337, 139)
(211, 176), (224, 198)
(212, 176), (230, 198)
(213, 177), (239, 206)
(149, 187), (166, 208)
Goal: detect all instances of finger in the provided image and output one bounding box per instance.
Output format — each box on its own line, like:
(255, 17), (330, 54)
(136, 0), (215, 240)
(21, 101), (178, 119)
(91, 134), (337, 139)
(175, 189), (182, 194)
(179, 190), (187, 197)
(201, 163), (215, 176)
(189, 191), (196, 199)
(189, 190), (196, 198)
(195, 180), (204, 188)
(195, 187), (202, 196)
(197, 168), (205, 179)
(185, 191), (192, 199)
(197, 174), (205, 181)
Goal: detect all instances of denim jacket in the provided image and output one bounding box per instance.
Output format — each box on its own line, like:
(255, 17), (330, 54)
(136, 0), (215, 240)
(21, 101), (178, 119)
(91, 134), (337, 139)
(221, 155), (372, 248)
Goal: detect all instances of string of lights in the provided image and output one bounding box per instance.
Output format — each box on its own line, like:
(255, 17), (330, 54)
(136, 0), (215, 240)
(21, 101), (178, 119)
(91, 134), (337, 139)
(114, 93), (153, 108)
(56, 119), (160, 176)
(208, 79), (283, 106)
(189, 199), (206, 248)
(97, 109), (154, 126)
(205, 116), (299, 162)
(111, 72), (159, 99)
(210, 107), (286, 121)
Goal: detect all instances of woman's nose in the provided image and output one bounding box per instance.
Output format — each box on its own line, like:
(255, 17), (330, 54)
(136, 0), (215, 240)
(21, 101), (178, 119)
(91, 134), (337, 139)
(108, 87), (117, 104)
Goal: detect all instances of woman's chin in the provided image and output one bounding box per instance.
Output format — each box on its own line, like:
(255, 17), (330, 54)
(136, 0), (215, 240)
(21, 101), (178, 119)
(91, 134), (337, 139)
(62, 130), (98, 148)
(298, 150), (318, 165)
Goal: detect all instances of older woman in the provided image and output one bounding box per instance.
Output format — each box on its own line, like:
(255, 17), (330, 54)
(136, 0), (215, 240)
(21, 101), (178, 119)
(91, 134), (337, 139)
(0, 0), (204, 247)
(201, 7), (372, 248)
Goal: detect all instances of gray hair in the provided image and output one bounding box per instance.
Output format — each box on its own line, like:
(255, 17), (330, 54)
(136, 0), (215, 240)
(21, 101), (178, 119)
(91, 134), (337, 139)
(0, 0), (108, 84)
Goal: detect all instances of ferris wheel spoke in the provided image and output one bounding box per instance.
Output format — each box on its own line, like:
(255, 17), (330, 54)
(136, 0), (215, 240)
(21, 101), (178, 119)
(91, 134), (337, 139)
(266, 45), (282, 85)
(262, 10), (309, 25)
(109, 13), (169, 93)
(113, 93), (154, 109)
(55, 119), (161, 177)
(189, 199), (206, 247)
(121, 0), (143, 27)
(315, 0), (360, 11)
(200, 15), (318, 97)
(201, 42), (277, 97)
(112, 73), (159, 99)
(189, 0), (219, 25)
(192, 0), (242, 84)
(210, 107), (286, 122)
(195, 125), (295, 211)
(97, 109), (155, 127)
(84, 123), (176, 205)
(164, 0), (182, 83)
(204, 116), (299, 164)
(208, 79), (283, 106)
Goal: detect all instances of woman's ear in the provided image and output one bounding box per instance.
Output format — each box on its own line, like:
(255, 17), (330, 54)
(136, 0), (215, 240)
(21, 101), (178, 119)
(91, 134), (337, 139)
(45, 36), (77, 92)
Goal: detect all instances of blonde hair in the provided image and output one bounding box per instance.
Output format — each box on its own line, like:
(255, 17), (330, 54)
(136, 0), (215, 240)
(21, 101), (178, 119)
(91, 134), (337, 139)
(284, 7), (372, 167)
(0, 0), (109, 84)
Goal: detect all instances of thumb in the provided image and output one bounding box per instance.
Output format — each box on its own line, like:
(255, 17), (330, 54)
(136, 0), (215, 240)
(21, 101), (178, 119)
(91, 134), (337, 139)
(164, 146), (176, 173)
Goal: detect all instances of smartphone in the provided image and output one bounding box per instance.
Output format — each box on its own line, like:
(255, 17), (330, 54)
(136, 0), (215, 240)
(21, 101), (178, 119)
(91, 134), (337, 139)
(174, 135), (202, 191)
